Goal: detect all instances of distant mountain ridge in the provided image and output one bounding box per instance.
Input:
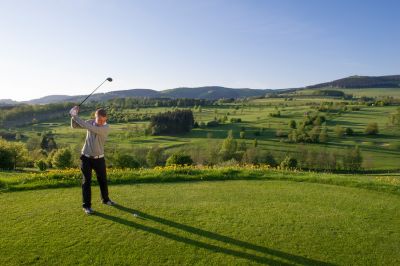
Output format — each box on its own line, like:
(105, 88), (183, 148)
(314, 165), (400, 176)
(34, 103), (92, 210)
(0, 99), (19, 105)
(2, 75), (400, 105)
(21, 86), (273, 104)
(306, 75), (400, 89)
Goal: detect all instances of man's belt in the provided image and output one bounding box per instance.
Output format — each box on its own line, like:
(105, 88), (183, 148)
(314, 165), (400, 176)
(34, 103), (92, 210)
(82, 154), (104, 159)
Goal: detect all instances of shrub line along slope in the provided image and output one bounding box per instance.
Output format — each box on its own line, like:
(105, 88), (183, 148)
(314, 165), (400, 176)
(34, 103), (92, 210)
(1, 166), (399, 195)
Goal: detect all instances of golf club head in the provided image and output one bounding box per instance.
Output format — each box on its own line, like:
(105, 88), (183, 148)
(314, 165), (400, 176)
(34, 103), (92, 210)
(106, 77), (113, 82)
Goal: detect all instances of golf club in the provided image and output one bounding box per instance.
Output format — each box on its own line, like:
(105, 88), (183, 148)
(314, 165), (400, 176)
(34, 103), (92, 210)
(78, 77), (113, 106)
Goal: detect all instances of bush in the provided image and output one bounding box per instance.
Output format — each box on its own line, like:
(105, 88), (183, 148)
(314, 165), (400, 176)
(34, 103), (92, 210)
(230, 118), (242, 123)
(289, 120), (297, 129)
(0, 147), (14, 170)
(0, 139), (29, 169)
(115, 153), (140, 169)
(309, 126), (321, 143)
(40, 134), (57, 152)
(345, 127), (354, 136)
(276, 129), (288, 137)
(269, 111), (281, 117)
(166, 153), (193, 166)
(262, 151), (277, 167)
(52, 149), (73, 169)
(219, 131), (238, 161)
(146, 146), (164, 167)
(206, 120), (219, 127)
(319, 127), (328, 143)
(365, 123), (379, 135)
(280, 156), (297, 169)
(334, 125), (345, 138)
(35, 159), (47, 171)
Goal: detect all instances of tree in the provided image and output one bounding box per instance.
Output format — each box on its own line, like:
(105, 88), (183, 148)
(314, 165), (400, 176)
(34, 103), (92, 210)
(319, 127), (328, 143)
(115, 153), (140, 169)
(238, 141), (247, 151)
(149, 109), (194, 135)
(219, 130), (237, 161)
(26, 136), (41, 151)
(52, 148), (73, 169)
(365, 123), (379, 135)
(40, 134), (57, 152)
(280, 156), (297, 169)
(263, 152), (277, 167)
(334, 125), (345, 138)
(166, 153), (193, 166)
(0, 139), (28, 169)
(241, 147), (259, 164)
(343, 146), (363, 171)
(0, 147), (14, 170)
(146, 146), (164, 167)
(289, 120), (297, 129)
(345, 127), (354, 136)
(309, 126), (321, 143)
(35, 159), (47, 171)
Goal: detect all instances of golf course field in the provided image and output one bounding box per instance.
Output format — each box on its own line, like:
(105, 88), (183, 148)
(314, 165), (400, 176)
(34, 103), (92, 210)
(1, 178), (399, 265)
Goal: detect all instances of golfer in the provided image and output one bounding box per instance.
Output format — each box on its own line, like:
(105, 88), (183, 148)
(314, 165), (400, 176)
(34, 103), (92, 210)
(69, 106), (115, 214)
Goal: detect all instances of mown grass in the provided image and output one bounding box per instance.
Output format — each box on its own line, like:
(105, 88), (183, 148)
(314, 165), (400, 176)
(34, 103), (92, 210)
(1, 166), (399, 196)
(1, 180), (399, 265)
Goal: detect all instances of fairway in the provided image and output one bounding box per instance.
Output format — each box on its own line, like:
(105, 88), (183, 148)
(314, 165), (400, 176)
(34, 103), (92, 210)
(1, 181), (399, 265)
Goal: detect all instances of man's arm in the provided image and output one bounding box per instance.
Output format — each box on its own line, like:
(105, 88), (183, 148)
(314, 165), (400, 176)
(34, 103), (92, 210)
(71, 115), (110, 137)
(71, 118), (84, 129)
(70, 106), (83, 129)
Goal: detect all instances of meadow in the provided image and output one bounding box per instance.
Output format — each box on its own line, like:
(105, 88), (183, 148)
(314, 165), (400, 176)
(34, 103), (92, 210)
(10, 93), (400, 170)
(1, 167), (399, 265)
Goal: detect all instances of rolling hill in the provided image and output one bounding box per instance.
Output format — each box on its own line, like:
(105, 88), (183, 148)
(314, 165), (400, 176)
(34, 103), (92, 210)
(4, 75), (400, 105)
(306, 75), (400, 89)
(22, 86), (271, 104)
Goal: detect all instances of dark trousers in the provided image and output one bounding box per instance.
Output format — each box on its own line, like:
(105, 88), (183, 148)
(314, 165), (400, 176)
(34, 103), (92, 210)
(80, 155), (110, 208)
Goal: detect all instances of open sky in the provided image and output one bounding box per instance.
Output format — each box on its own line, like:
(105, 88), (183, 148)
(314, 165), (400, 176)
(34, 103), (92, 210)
(1, 0), (399, 101)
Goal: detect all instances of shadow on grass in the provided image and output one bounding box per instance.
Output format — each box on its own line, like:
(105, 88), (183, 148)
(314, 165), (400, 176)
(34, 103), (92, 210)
(94, 204), (335, 266)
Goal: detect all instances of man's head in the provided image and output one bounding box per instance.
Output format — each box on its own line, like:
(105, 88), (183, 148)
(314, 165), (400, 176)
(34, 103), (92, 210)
(95, 108), (107, 126)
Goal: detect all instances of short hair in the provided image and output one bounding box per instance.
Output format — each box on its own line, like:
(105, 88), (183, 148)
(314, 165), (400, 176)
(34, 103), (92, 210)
(95, 108), (107, 117)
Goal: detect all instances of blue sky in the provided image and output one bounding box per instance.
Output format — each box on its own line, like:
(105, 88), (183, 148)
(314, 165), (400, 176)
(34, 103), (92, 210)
(1, 0), (399, 101)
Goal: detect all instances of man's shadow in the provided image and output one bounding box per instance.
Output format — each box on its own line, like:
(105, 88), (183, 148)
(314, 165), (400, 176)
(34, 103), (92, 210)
(94, 204), (335, 266)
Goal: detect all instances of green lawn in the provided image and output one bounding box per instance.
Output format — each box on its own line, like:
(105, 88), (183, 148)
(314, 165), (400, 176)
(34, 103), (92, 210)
(1, 180), (399, 265)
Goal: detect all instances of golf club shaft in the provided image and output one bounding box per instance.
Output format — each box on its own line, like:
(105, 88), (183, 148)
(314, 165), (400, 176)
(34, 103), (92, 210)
(78, 79), (109, 106)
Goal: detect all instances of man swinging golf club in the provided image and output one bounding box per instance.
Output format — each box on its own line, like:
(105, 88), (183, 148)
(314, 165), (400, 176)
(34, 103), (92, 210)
(70, 106), (115, 214)
(69, 77), (115, 215)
